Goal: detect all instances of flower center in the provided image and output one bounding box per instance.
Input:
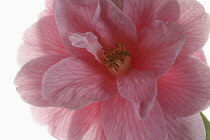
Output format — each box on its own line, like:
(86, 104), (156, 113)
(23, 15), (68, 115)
(103, 43), (131, 77)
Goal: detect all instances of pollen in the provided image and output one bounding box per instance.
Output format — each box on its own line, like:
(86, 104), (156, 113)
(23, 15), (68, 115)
(103, 43), (131, 76)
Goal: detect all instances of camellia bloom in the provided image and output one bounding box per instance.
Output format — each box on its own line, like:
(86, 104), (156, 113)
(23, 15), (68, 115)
(15, 0), (210, 140)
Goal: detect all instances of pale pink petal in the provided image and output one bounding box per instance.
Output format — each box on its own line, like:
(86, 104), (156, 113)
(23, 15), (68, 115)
(23, 15), (64, 50)
(67, 102), (106, 140)
(15, 54), (68, 107)
(31, 106), (74, 140)
(42, 56), (118, 110)
(111, 0), (125, 10)
(178, 0), (210, 55)
(69, 32), (104, 62)
(154, 0), (180, 23)
(157, 56), (210, 117)
(165, 114), (205, 140)
(203, 100), (210, 110)
(45, 0), (55, 11)
(101, 96), (167, 140)
(18, 44), (49, 66)
(117, 69), (156, 119)
(92, 0), (137, 53)
(55, 0), (98, 55)
(135, 20), (186, 78)
(38, 9), (54, 19)
(124, 0), (180, 32)
(192, 49), (207, 64)
(18, 15), (67, 66)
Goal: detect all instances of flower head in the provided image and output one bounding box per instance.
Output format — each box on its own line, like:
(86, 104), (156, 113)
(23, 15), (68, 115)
(15, 0), (210, 139)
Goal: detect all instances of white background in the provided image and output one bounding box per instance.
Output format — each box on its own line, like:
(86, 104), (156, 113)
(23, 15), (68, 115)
(0, 0), (210, 139)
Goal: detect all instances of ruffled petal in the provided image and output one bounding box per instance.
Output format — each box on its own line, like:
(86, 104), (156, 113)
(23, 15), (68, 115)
(55, 0), (98, 55)
(157, 56), (210, 117)
(101, 96), (167, 140)
(69, 32), (104, 62)
(18, 15), (67, 66)
(165, 114), (205, 140)
(38, 9), (54, 19)
(192, 49), (207, 64)
(178, 0), (210, 55)
(15, 54), (68, 107)
(111, 0), (125, 10)
(154, 0), (180, 23)
(42, 56), (117, 110)
(124, 0), (180, 32)
(117, 69), (156, 119)
(135, 20), (186, 78)
(31, 106), (74, 140)
(45, 0), (55, 11)
(92, 0), (137, 53)
(67, 102), (106, 140)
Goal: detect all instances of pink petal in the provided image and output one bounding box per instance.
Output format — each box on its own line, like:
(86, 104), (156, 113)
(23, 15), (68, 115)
(69, 32), (104, 62)
(42, 56), (118, 110)
(55, 0), (98, 55)
(165, 114), (205, 140)
(38, 9), (54, 19)
(101, 96), (167, 140)
(154, 0), (180, 23)
(157, 56), (210, 117)
(23, 15), (63, 49)
(45, 0), (55, 11)
(31, 106), (74, 140)
(124, 0), (180, 32)
(67, 102), (106, 140)
(15, 54), (68, 107)
(18, 44), (48, 67)
(134, 20), (186, 78)
(92, 0), (137, 53)
(117, 69), (156, 119)
(18, 15), (67, 66)
(178, 0), (210, 55)
(203, 100), (210, 111)
(192, 49), (207, 64)
(111, 0), (125, 10)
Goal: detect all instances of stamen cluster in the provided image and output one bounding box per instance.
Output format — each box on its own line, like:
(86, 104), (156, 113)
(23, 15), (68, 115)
(103, 43), (131, 76)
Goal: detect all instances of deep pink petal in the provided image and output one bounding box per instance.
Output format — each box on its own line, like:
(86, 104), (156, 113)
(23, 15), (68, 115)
(15, 54), (68, 107)
(69, 32), (104, 62)
(31, 106), (74, 140)
(117, 69), (156, 119)
(157, 56), (210, 117)
(55, 0), (98, 55)
(67, 102), (106, 140)
(42, 56), (117, 110)
(178, 0), (210, 55)
(101, 96), (167, 140)
(18, 15), (67, 66)
(192, 49), (207, 64)
(134, 20), (186, 78)
(124, 0), (180, 32)
(165, 114), (205, 140)
(92, 0), (137, 53)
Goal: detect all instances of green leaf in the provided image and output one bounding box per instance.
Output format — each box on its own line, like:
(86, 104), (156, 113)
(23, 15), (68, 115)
(201, 112), (210, 140)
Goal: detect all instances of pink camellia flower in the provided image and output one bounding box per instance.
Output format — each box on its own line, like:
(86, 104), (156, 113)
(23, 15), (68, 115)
(15, 0), (210, 139)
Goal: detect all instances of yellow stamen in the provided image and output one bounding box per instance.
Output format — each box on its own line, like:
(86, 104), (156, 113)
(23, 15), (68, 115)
(103, 43), (131, 76)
